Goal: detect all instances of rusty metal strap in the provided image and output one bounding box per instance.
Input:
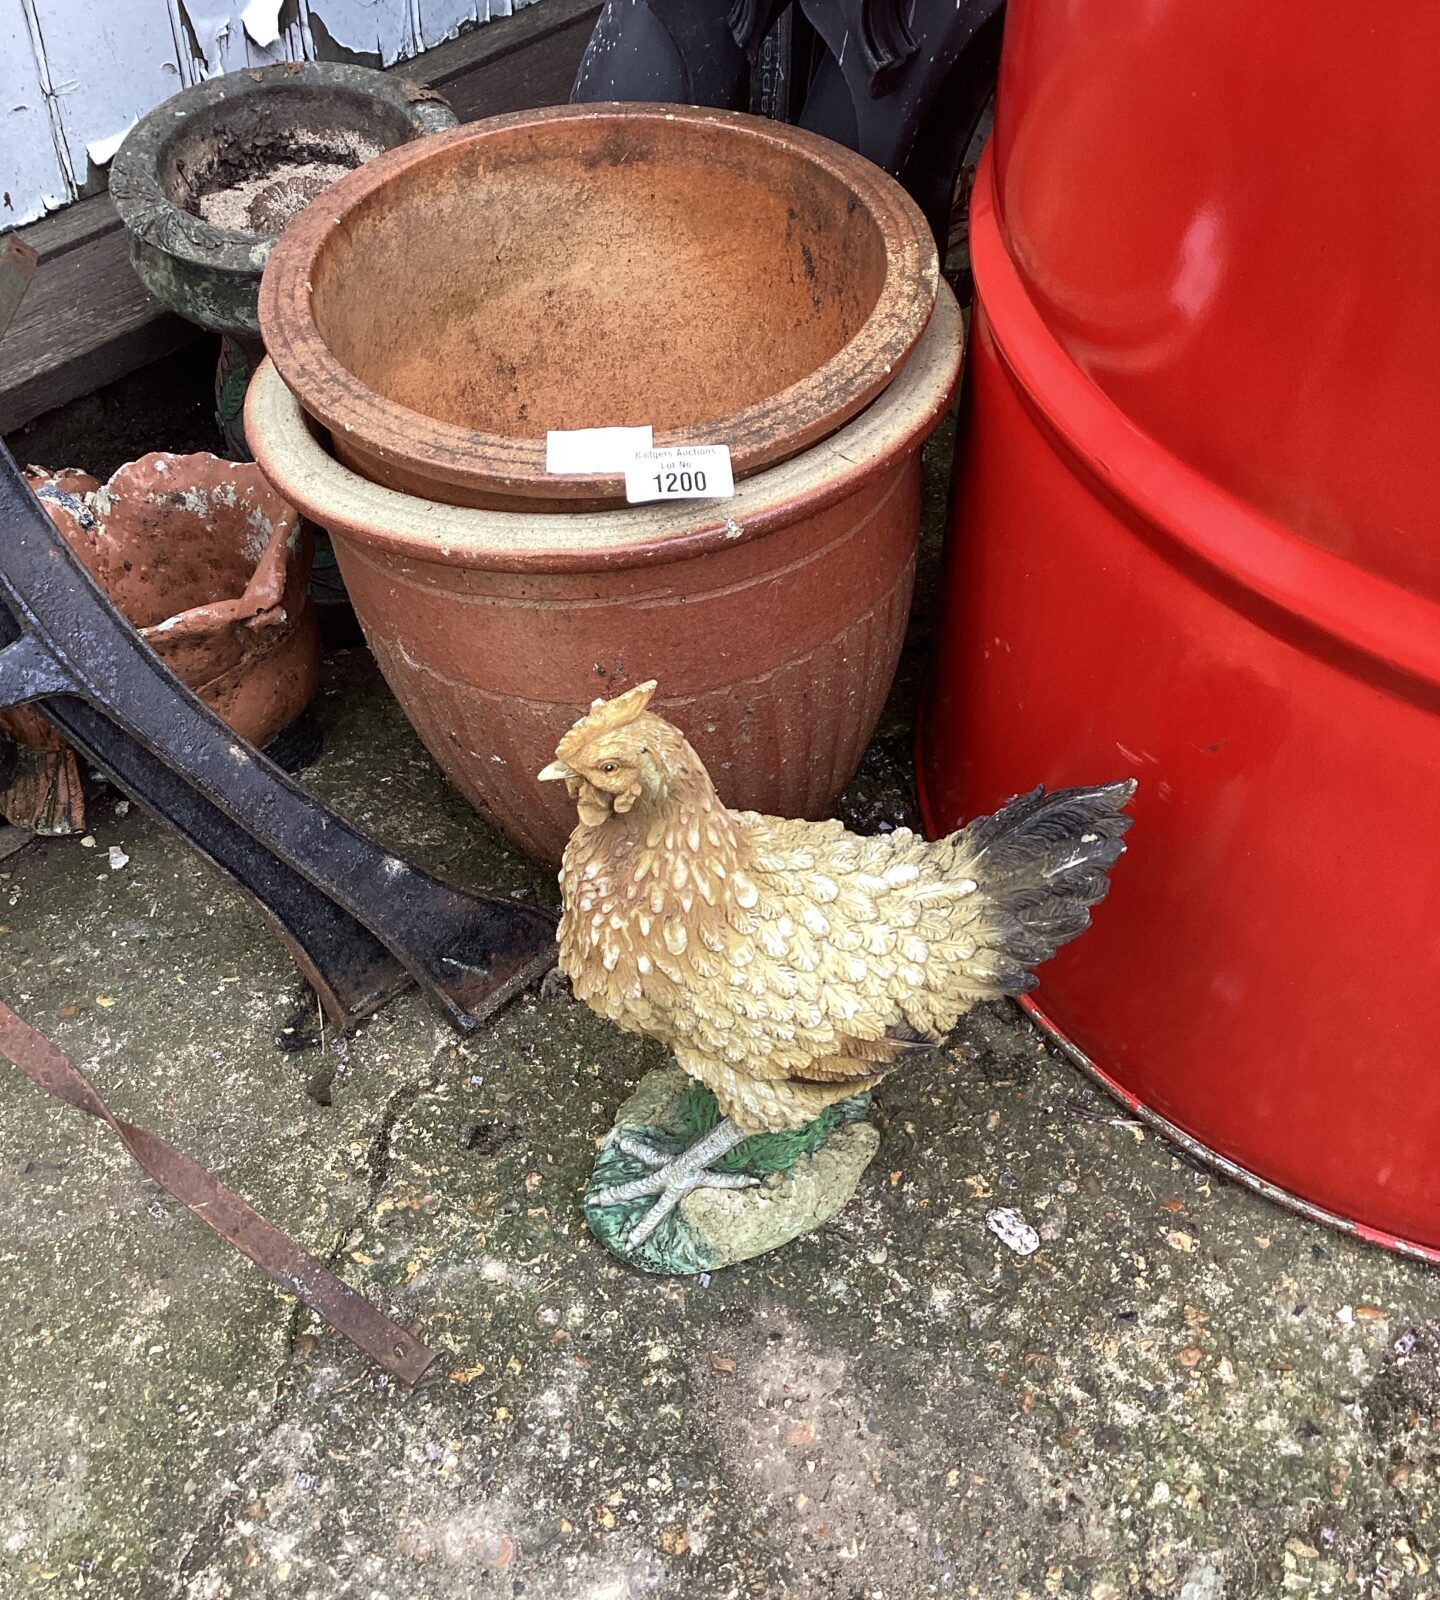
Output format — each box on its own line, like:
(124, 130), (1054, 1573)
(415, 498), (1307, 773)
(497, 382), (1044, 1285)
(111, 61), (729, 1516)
(0, 1002), (436, 1384)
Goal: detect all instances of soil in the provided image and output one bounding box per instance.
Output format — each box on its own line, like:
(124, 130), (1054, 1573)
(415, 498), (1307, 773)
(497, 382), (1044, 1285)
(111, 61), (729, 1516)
(186, 126), (383, 237)
(4, 341), (220, 477)
(197, 158), (355, 234)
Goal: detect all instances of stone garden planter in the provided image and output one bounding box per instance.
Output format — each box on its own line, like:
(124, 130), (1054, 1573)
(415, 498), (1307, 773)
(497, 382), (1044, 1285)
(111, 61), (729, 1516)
(110, 63), (457, 454)
(257, 103), (939, 509)
(0, 454), (320, 833)
(245, 285), (962, 864)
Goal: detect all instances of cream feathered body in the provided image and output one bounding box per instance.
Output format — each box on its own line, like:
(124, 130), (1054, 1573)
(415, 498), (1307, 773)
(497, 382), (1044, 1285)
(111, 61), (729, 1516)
(547, 683), (1135, 1136)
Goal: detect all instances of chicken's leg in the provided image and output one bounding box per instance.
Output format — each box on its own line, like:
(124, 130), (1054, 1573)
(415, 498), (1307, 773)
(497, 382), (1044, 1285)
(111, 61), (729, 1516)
(591, 1117), (755, 1247)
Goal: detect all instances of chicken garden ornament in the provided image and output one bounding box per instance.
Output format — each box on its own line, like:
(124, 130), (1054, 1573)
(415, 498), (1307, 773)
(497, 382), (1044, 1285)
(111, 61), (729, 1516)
(540, 681), (1135, 1273)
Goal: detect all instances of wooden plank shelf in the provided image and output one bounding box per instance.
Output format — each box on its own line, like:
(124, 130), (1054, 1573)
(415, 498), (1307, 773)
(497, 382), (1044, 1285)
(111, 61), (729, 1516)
(0, 0), (600, 438)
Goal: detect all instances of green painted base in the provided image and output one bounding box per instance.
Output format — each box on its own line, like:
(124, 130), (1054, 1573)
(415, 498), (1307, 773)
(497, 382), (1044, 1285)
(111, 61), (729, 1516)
(583, 1070), (878, 1275)
(215, 333), (264, 460)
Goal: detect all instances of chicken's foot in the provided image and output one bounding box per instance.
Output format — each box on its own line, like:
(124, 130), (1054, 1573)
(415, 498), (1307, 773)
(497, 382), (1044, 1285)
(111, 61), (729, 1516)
(591, 1117), (755, 1247)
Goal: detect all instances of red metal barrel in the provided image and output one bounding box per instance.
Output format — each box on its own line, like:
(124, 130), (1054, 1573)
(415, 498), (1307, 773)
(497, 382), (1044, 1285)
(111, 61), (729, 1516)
(918, 0), (1440, 1255)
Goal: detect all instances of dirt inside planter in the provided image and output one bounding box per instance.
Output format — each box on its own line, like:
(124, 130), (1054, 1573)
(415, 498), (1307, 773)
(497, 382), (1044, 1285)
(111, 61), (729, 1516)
(179, 125), (384, 236)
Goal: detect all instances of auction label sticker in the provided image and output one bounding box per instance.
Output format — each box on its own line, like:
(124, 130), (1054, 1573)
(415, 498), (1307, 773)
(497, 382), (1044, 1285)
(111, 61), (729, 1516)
(545, 425), (653, 475)
(625, 444), (735, 504)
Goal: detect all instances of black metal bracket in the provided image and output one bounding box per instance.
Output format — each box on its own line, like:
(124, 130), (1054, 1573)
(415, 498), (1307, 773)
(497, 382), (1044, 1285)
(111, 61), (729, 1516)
(0, 442), (556, 1033)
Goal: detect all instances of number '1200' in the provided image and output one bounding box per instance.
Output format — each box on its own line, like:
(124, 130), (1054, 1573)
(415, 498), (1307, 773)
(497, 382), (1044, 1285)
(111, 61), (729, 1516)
(653, 469), (707, 494)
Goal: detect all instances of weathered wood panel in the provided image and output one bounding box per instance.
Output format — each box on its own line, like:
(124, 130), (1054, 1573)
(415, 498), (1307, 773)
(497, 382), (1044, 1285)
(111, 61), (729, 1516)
(419, 0), (491, 54)
(416, 0), (589, 121)
(0, 223), (192, 436)
(0, 0), (71, 221)
(25, 0), (188, 179)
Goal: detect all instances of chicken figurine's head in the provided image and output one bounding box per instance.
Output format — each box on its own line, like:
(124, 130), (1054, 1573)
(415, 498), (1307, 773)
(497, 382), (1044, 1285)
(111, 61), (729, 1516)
(538, 681), (691, 827)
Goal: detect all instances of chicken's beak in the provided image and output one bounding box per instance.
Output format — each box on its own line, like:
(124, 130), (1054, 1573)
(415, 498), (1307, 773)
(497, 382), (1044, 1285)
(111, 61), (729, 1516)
(537, 760), (575, 782)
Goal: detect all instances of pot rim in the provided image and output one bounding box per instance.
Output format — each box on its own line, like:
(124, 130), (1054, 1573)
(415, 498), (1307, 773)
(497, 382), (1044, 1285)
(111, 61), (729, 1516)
(63, 451), (303, 635)
(257, 102), (939, 504)
(246, 282), (962, 575)
(110, 62), (458, 278)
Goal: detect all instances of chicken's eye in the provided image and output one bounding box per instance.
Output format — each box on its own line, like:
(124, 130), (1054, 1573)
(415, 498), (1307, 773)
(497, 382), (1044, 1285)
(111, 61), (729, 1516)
(601, 762), (617, 774)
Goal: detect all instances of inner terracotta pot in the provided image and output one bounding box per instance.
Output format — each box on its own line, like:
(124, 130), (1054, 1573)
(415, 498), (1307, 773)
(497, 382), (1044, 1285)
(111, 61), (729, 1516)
(258, 103), (938, 508)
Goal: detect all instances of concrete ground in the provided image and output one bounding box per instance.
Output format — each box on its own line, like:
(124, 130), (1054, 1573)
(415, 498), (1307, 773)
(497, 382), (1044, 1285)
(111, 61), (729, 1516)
(2, 416), (1438, 1600)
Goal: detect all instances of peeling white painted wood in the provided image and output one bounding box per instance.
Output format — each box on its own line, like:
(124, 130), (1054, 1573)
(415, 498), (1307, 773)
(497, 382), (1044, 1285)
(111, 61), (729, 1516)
(176, 4), (252, 77)
(193, 0), (310, 74)
(26, 0), (187, 185)
(1, 0), (70, 223)
(315, 0), (537, 66)
(1, 0), (540, 224)
(86, 124), (137, 168)
(419, 0), (485, 54)
(240, 0), (284, 47)
(305, 0), (411, 63)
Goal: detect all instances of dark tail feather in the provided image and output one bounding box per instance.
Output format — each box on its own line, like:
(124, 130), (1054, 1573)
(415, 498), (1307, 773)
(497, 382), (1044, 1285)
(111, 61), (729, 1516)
(961, 780), (1137, 994)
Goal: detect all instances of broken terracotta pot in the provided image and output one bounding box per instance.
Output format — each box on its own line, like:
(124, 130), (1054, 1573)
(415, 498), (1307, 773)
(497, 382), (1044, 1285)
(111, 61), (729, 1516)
(258, 103), (940, 509)
(246, 284), (963, 865)
(0, 454), (320, 833)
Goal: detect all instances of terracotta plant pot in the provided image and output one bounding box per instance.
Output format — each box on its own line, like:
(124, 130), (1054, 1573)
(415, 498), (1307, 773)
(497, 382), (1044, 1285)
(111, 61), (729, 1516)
(258, 103), (939, 509)
(246, 284), (962, 865)
(0, 454), (321, 833)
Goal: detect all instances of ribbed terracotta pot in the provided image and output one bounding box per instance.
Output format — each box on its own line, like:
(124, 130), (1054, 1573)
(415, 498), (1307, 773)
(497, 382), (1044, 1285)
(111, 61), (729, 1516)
(258, 103), (939, 509)
(247, 285), (962, 864)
